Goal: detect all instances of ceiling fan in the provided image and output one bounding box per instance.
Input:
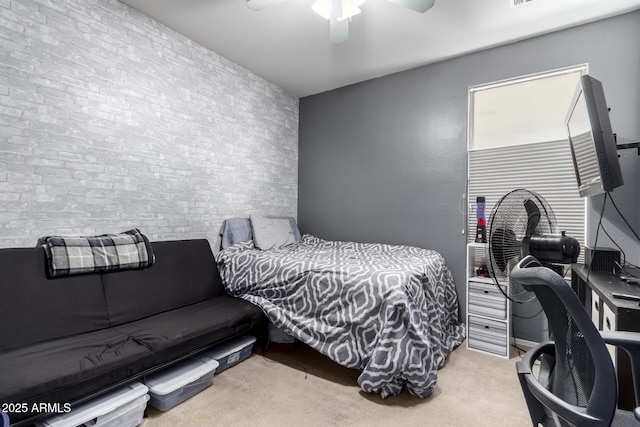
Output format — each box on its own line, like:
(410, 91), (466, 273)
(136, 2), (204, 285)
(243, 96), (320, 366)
(246, 0), (436, 44)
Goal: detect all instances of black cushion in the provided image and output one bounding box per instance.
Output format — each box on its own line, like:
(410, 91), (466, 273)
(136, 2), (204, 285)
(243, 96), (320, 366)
(113, 296), (266, 361)
(0, 328), (152, 422)
(0, 239), (266, 425)
(0, 247), (110, 352)
(102, 239), (222, 325)
(0, 296), (265, 424)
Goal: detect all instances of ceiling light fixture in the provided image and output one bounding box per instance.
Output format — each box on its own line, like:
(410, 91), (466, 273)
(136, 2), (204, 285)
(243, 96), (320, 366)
(246, 0), (436, 45)
(311, 0), (365, 21)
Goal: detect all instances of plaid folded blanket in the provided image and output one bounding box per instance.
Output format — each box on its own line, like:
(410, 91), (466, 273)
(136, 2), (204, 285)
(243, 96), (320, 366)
(41, 229), (155, 277)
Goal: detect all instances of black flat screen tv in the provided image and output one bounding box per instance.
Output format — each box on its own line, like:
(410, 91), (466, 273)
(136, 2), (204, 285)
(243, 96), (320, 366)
(565, 74), (623, 197)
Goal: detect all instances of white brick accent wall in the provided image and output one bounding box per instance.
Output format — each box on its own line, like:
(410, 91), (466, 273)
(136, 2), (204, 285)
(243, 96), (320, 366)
(0, 0), (299, 249)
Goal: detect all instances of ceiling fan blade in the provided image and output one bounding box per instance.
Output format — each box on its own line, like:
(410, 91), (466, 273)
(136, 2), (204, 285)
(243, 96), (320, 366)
(329, 1), (348, 44)
(386, 0), (435, 13)
(246, 0), (285, 11)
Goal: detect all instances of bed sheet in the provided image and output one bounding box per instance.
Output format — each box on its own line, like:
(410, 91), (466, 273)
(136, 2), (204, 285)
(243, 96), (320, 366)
(217, 235), (465, 398)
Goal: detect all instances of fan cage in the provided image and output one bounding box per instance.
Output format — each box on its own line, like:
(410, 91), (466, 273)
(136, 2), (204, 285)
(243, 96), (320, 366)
(486, 189), (556, 303)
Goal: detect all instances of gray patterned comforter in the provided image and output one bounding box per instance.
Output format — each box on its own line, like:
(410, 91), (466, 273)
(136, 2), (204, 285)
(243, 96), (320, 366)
(217, 235), (465, 398)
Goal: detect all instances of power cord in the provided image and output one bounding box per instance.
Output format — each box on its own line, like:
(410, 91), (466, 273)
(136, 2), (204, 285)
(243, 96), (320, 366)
(511, 321), (527, 359)
(608, 193), (640, 242)
(590, 192), (639, 275)
(614, 261), (640, 279)
(512, 307), (544, 320)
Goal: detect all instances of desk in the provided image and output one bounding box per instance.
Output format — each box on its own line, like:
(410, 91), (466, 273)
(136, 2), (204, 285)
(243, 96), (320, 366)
(571, 264), (640, 410)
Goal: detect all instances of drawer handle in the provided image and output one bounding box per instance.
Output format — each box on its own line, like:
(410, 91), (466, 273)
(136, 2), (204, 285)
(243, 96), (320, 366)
(606, 318), (611, 330)
(484, 325), (490, 329)
(594, 301), (599, 310)
(484, 290), (489, 294)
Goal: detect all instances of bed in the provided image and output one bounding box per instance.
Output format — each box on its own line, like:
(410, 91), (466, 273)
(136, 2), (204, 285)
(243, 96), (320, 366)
(216, 216), (465, 399)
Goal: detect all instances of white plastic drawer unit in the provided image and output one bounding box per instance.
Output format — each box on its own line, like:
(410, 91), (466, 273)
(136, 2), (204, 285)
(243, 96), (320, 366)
(468, 315), (508, 357)
(468, 280), (507, 320)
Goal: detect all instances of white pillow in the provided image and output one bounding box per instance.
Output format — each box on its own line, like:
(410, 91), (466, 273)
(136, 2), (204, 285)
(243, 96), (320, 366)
(250, 216), (297, 250)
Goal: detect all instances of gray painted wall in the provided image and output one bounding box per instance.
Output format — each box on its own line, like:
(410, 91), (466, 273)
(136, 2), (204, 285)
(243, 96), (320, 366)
(299, 11), (640, 341)
(0, 0), (298, 250)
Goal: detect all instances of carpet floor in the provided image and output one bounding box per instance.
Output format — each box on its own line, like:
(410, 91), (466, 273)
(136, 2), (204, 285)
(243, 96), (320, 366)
(142, 341), (531, 426)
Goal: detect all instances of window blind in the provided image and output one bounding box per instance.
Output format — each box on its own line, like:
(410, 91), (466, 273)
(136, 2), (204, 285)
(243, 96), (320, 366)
(467, 140), (585, 263)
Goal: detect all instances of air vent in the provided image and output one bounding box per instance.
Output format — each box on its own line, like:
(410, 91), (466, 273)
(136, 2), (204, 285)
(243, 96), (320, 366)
(511, 0), (535, 7)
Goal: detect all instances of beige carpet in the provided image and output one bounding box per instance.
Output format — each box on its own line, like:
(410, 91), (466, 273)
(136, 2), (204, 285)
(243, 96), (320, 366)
(143, 341), (531, 427)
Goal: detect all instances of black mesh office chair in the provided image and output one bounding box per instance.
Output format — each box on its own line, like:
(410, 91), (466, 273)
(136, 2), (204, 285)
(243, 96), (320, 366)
(511, 256), (640, 427)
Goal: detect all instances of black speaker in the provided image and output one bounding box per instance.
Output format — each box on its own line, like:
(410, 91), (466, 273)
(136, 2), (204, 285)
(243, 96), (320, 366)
(585, 246), (621, 273)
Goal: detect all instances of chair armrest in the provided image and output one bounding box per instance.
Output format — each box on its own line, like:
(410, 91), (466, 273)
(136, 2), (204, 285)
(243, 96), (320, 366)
(600, 330), (640, 407)
(600, 330), (640, 352)
(517, 342), (605, 427)
(517, 341), (555, 375)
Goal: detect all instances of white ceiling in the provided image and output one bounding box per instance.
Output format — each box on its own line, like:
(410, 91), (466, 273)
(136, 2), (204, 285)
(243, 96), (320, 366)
(118, 0), (640, 97)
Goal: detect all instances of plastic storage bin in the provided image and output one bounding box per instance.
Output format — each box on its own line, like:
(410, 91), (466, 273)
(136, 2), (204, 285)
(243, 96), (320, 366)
(195, 335), (256, 373)
(144, 357), (219, 411)
(34, 382), (149, 427)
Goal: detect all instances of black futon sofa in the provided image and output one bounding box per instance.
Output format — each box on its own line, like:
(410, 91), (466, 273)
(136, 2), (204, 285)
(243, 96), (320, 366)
(0, 239), (266, 426)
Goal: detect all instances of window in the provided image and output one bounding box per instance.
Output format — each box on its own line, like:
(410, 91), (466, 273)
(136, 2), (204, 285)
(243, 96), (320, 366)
(467, 65), (588, 263)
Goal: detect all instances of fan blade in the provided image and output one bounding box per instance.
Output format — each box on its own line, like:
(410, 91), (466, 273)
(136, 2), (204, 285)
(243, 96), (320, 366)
(386, 0), (435, 13)
(246, 0), (285, 11)
(491, 228), (518, 273)
(329, 1), (348, 44)
(523, 199), (541, 239)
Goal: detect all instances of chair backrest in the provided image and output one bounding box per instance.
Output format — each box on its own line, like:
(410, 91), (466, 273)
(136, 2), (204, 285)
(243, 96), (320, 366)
(511, 256), (618, 427)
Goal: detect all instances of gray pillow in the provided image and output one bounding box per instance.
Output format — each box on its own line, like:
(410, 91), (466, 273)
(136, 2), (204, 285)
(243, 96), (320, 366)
(272, 216), (302, 242)
(250, 216), (297, 250)
(219, 218), (253, 249)
(220, 216), (301, 249)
